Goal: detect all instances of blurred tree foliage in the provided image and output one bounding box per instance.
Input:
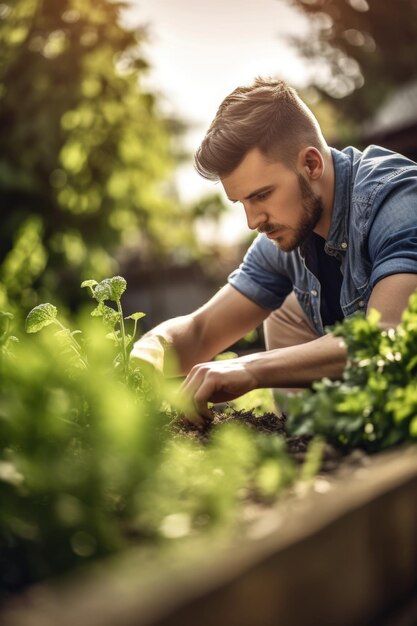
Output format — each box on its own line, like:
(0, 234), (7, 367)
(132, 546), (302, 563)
(287, 0), (417, 122)
(0, 0), (195, 310)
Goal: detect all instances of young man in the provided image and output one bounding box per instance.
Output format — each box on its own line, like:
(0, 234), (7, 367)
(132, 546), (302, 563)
(131, 78), (417, 425)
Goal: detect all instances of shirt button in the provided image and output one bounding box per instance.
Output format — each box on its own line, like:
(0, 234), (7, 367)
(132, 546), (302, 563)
(340, 242), (348, 249)
(358, 300), (365, 308)
(311, 289), (318, 297)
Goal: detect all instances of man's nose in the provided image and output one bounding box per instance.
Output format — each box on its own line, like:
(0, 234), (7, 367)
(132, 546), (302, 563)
(245, 205), (268, 231)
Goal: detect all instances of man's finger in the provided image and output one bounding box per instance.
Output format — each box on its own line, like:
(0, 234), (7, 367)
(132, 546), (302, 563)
(191, 377), (220, 420)
(181, 412), (210, 430)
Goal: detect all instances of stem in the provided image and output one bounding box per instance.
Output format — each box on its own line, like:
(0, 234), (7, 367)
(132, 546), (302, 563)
(54, 319), (88, 368)
(117, 299), (128, 377)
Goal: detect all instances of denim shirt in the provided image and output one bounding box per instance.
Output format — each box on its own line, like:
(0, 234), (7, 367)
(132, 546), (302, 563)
(228, 145), (417, 335)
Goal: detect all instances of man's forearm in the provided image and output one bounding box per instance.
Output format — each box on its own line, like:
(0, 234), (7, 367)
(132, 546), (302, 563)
(244, 332), (347, 389)
(130, 314), (213, 376)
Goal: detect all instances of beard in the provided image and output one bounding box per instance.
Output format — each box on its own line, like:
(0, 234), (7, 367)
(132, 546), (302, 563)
(261, 174), (324, 253)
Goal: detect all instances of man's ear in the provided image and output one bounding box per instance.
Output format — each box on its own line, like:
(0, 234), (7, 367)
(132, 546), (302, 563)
(299, 147), (324, 180)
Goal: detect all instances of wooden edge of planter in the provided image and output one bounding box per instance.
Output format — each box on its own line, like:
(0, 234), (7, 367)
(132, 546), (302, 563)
(2, 444), (417, 626)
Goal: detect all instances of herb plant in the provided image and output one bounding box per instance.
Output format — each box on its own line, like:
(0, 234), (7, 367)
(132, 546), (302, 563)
(25, 276), (145, 383)
(287, 294), (417, 451)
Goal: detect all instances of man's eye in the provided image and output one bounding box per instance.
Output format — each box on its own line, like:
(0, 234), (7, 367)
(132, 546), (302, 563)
(256, 190), (271, 201)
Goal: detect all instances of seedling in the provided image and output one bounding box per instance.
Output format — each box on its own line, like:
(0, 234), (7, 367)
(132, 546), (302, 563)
(25, 276), (146, 381)
(81, 276), (145, 378)
(26, 302), (87, 369)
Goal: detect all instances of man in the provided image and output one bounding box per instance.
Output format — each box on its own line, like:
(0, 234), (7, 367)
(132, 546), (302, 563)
(131, 77), (417, 425)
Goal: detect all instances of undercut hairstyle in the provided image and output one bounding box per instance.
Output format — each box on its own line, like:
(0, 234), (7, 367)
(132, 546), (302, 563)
(194, 77), (327, 181)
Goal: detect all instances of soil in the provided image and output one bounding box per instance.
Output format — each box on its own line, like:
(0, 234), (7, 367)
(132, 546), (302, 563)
(170, 407), (369, 475)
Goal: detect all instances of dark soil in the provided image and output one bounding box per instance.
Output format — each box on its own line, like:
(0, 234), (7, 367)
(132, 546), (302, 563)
(170, 407), (367, 474)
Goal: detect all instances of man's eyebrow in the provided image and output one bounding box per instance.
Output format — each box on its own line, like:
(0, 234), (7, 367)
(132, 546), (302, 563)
(228, 185), (273, 203)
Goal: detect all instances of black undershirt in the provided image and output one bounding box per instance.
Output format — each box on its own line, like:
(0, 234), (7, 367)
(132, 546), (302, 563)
(312, 233), (344, 327)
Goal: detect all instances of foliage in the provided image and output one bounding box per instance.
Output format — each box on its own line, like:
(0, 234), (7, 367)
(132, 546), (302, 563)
(0, 311), (18, 365)
(26, 275), (146, 377)
(0, 276), (294, 599)
(0, 0), (194, 309)
(7, 275), (417, 599)
(0, 216), (48, 314)
(287, 296), (417, 451)
(288, 0), (417, 122)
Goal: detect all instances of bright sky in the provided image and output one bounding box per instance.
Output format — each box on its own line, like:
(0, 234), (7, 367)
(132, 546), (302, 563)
(124, 0), (313, 243)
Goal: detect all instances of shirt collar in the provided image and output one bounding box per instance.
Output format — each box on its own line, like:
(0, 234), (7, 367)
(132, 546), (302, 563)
(325, 147), (352, 252)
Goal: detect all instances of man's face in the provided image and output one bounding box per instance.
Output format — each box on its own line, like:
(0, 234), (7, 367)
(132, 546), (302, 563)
(221, 147), (324, 252)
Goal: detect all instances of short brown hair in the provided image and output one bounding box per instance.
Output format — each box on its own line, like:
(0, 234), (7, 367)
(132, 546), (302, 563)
(194, 77), (326, 181)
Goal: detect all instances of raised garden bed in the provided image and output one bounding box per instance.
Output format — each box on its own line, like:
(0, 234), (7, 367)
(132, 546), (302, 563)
(3, 277), (417, 625)
(1, 438), (417, 626)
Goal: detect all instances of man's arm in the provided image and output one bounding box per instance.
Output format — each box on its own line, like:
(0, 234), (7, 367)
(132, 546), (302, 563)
(130, 284), (269, 376)
(182, 332), (346, 419)
(366, 273), (417, 328)
(182, 273), (417, 420)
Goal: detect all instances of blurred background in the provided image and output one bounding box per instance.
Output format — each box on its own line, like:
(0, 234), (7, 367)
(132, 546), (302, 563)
(1, 0), (417, 329)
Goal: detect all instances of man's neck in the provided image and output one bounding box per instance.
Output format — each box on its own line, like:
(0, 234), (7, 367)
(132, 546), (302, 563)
(314, 148), (335, 240)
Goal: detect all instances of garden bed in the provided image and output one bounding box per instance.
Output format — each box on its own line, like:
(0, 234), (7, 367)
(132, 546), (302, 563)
(3, 278), (417, 625)
(1, 406), (417, 626)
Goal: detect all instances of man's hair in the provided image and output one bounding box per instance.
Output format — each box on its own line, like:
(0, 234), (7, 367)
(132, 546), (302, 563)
(194, 77), (326, 181)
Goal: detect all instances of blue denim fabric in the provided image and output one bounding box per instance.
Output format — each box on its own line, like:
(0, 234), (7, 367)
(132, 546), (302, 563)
(228, 145), (417, 336)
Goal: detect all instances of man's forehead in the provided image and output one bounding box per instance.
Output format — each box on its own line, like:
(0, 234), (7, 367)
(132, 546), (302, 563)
(221, 148), (285, 202)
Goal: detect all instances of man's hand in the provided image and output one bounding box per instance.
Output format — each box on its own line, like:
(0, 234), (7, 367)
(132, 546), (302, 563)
(180, 356), (259, 424)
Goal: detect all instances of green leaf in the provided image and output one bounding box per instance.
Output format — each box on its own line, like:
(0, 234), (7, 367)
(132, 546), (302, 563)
(367, 308), (381, 326)
(93, 276), (127, 303)
(91, 301), (106, 317)
(215, 351), (238, 361)
(81, 279), (98, 289)
(102, 306), (120, 329)
(93, 282), (113, 303)
(409, 416), (417, 438)
(25, 303), (58, 333)
(125, 312), (146, 321)
(93, 303), (120, 328)
(108, 276), (127, 300)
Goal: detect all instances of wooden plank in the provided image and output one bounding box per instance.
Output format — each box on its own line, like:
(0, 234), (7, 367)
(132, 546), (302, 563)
(2, 445), (417, 626)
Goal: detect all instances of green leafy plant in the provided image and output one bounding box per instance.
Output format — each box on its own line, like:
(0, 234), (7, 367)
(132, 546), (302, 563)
(252, 433), (295, 499)
(81, 276), (145, 379)
(1, 275), (297, 601)
(25, 276), (145, 381)
(26, 302), (87, 370)
(286, 295), (417, 451)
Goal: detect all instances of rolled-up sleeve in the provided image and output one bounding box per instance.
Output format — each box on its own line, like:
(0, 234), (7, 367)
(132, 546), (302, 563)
(228, 234), (293, 310)
(368, 173), (417, 288)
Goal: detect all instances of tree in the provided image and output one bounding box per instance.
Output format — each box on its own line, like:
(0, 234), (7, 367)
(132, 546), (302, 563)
(0, 0), (193, 309)
(287, 0), (417, 122)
